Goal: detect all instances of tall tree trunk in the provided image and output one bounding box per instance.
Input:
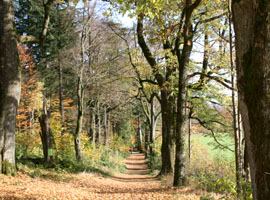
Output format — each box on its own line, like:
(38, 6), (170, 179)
(104, 107), (108, 146)
(58, 56), (64, 129)
(232, 1), (270, 199)
(237, 102), (244, 177)
(91, 107), (96, 147)
(150, 98), (156, 155)
(188, 109), (192, 163)
(74, 75), (83, 161)
(173, 42), (192, 186)
(174, 0), (200, 186)
(0, 0), (21, 175)
(243, 141), (249, 184)
(228, 2), (242, 193)
(57, 4), (64, 131)
(160, 91), (173, 175)
(39, 95), (53, 163)
(144, 125), (149, 157)
(74, 10), (90, 161)
(97, 101), (102, 145)
(137, 14), (173, 175)
(137, 117), (143, 152)
(107, 112), (110, 145)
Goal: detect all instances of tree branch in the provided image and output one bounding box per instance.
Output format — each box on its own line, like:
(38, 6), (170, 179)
(17, 0), (56, 43)
(191, 116), (234, 152)
(188, 72), (234, 90)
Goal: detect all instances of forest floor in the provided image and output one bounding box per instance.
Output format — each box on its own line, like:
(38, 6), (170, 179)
(0, 152), (220, 200)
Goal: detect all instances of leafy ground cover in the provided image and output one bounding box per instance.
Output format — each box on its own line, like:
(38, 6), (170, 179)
(0, 152), (222, 200)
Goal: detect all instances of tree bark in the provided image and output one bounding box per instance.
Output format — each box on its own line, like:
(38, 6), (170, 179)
(0, 0), (21, 175)
(244, 141), (249, 184)
(74, 74), (83, 161)
(57, 5), (64, 130)
(97, 101), (102, 145)
(188, 109), (192, 162)
(150, 98), (157, 155)
(104, 107), (108, 146)
(137, 117), (143, 152)
(137, 14), (173, 175)
(232, 1), (270, 199)
(144, 125), (149, 157)
(91, 107), (96, 147)
(173, 40), (192, 186)
(160, 91), (173, 175)
(58, 56), (64, 127)
(173, 0), (201, 186)
(107, 112), (110, 145)
(38, 95), (53, 163)
(228, 2), (242, 193)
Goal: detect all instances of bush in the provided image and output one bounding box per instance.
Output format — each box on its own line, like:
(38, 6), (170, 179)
(187, 140), (236, 197)
(147, 151), (161, 174)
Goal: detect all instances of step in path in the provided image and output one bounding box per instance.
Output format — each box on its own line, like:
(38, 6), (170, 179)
(111, 151), (156, 182)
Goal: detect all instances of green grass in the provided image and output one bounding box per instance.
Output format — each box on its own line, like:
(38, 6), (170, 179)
(189, 134), (234, 161)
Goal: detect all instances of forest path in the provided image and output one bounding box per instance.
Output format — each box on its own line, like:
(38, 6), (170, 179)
(111, 151), (156, 182)
(0, 153), (213, 200)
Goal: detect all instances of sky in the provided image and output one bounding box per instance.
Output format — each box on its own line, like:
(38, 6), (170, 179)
(77, 0), (135, 28)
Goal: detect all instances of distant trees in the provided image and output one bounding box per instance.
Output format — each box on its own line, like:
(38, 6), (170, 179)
(14, 0), (137, 163)
(16, 45), (43, 159)
(15, 0), (78, 163)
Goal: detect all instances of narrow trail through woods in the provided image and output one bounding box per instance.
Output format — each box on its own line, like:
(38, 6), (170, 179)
(111, 151), (157, 182)
(0, 153), (212, 200)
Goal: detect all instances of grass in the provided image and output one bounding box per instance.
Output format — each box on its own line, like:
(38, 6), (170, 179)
(189, 134), (234, 161)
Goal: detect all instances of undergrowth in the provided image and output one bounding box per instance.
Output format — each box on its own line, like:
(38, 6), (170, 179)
(16, 144), (127, 181)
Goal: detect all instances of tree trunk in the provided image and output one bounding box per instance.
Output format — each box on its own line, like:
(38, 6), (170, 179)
(150, 98), (156, 155)
(188, 110), (192, 163)
(97, 101), (102, 145)
(104, 107), (108, 146)
(56, 5), (64, 129)
(137, 117), (143, 152)
(173, 42), (191, 186)
(137, 14), (173, 175)
(91, 107), (96, 147)
(232, 1), (270, 199)
(144, 125), (149, 158)
(228, 3), (242, 193)
(74, 75), (83, 161)
(107, 112), (110, 145)
(237, 101), (244, 178)
(0, 0), (21, 175)
(244, 141), (249, 184)
(38, 95), (53, 163)
(58, 56), (64, 129)
(160, 90), (173, 175)
(174, 0), (199, 185)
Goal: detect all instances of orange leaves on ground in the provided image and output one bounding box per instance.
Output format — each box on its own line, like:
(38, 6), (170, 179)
(0, 153), (221, 200)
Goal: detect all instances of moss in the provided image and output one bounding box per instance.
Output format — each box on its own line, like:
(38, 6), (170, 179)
(2, 160), (16, 176)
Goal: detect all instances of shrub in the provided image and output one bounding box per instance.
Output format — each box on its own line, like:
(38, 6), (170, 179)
(187, 139), (236, 197)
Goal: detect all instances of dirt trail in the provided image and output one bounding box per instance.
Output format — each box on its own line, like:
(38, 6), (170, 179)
(111, 151), (156, 182)
(0, 153), (209, 200)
